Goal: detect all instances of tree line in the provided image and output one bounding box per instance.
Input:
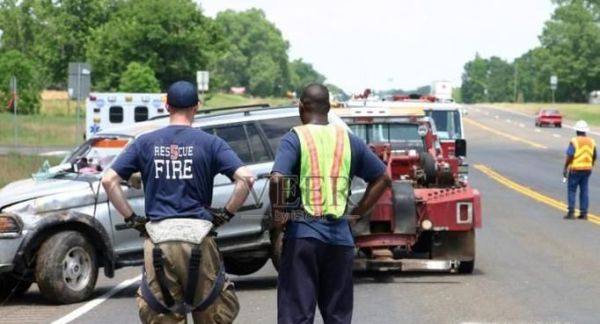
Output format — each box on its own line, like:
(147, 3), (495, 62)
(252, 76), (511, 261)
(0, 0), (328, 114)
(461, 0), (600, 104)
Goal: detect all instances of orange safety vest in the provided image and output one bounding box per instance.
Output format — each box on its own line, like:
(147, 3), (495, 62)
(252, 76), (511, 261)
(293, 124), (351, 217)
(570, 136), (596, 171)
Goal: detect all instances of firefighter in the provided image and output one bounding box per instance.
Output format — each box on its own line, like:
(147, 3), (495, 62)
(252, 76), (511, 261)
(270, 84), (391, 324)
(102, 80), (254, 323)
(563, 120), (596, 220)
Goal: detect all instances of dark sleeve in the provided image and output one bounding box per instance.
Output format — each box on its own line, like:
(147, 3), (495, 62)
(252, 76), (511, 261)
(350, 134), (386, 182)
(271, 131), (300, 175)
(110, 140), (140, 180)
(212, 137), (244, 180)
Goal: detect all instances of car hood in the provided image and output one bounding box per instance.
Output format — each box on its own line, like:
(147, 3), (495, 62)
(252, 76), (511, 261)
(0, 178), (93, 210)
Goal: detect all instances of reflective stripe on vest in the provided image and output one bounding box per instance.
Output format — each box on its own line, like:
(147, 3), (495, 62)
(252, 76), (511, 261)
(571, 136), (596, 170)
(293, 124), (351, 217)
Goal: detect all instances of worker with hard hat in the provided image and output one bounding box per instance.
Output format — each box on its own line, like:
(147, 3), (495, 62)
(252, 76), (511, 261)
(563, 120), (597, 220)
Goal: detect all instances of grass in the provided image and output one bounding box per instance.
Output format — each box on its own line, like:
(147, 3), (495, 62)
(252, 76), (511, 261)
(0, 113), (80, 147)
(0, 93), (293, 147)
(0, 154), (63, 188)
(484, 103), (600, 126)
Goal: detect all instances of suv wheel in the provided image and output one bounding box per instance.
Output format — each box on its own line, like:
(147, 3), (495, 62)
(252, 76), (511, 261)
(35, 231), (98, 304)
(0, 274), (32, 299)
(270, 229), (284, 272)
(223, 256), (268, 275)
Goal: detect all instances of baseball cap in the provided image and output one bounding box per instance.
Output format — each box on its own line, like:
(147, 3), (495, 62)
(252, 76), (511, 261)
(167, 81), (199, 109)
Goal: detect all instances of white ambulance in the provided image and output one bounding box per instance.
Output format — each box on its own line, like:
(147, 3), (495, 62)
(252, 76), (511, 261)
(85, 93), (167, 139)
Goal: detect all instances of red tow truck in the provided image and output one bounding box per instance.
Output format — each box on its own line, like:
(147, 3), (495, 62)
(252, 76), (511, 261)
(333, 106), (481, 274)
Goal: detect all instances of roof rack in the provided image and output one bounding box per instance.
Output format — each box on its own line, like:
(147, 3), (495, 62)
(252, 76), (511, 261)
(149, 103), (276, 120)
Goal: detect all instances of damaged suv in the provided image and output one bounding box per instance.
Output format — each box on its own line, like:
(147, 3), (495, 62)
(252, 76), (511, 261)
(0, 105), (348, 304)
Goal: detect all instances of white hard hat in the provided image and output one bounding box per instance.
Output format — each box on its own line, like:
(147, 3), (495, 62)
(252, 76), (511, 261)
(574, 120), (590, 133)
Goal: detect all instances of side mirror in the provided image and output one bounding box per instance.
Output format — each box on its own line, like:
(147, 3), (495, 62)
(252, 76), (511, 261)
(455, 139), (467, 157)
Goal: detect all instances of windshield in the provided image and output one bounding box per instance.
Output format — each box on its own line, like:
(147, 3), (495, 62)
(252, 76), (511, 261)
(426, 110), (462, 140)
(349, 123), (424, 151)
(58, 137), (131, 176)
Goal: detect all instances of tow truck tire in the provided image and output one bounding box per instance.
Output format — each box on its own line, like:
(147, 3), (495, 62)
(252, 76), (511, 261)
(458, 259), (475, 274)
(420, 153), (437, 185)
(35, 231), (98, 304)
(0, 274), (32, 299)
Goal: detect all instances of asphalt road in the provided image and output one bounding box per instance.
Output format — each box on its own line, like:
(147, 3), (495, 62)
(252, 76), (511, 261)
(2, 105), (600, 323)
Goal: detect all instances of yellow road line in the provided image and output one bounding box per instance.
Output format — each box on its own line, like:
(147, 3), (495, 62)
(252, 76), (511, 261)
(464, 118), (548, 149)
(474, 164), (600, 225)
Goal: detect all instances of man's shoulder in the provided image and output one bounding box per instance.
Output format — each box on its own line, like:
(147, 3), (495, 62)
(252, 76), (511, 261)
(347, 132), (367, 152)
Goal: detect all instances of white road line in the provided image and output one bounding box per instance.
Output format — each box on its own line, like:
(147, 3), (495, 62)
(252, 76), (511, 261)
(535, 129), (541, 133)
(519, 123), (525, 128)
(494, 115), (499, 119)
(475, 108), (480, 112)
(505, 119), (511, 123)
(51, 275), (141, 324)
(553, 134), (561, 138)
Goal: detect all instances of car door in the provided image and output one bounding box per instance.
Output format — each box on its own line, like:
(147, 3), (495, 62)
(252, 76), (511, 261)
(208, 122), (273, 240)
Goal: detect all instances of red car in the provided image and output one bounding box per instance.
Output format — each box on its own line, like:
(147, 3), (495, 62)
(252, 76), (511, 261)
(535, 108), (562, 128)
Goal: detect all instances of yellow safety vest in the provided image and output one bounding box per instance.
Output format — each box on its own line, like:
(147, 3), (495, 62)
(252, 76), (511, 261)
(293, 124), (351, 217)
(570, 136), (596, 171)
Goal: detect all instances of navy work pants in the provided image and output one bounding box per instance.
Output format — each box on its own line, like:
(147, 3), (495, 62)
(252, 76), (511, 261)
(568, 170), (592, 215)
(277, 238), (354, 324)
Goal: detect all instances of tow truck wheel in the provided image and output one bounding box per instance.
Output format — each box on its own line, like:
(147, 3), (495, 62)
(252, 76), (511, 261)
(35, 231), (98, 304)
(458, 259), (475, 274)
(420, 153), (437, 185)
(0, 274), (32, 299)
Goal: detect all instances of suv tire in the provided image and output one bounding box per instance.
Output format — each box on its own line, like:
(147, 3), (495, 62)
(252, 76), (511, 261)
(35, 231), (98, 304)
(270, 229), (284, 272)
(223, 256), (268, 275)
(0, 274), (32, 299)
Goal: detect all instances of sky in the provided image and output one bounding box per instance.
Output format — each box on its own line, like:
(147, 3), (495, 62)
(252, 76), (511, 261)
(200, 0), (555, 93)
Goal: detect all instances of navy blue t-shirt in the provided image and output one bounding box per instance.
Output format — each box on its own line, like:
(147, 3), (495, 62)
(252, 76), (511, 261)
(271, 127), (386, 247)
(111, 125), (244, 221)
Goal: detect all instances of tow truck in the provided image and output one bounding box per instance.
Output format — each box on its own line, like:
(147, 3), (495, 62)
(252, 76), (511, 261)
(333, 106), (481, 273)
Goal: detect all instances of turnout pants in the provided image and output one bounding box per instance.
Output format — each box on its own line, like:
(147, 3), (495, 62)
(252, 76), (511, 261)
(278, 238), (354, 324)
(568, 170), (592, 215)
(136, 237), (239, 324)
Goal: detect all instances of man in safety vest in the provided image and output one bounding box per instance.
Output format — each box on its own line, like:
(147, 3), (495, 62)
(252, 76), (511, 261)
(563, 120), (597, 220)
(102, 80), (254, 323)
(270, 84), (391, 324)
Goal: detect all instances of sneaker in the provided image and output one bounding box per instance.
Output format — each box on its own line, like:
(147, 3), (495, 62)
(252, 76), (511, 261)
(578, 214), (588, 220)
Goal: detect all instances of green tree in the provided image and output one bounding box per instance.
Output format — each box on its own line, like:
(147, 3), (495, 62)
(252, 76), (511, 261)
(0, 50), (41, 114)
(214, 9), (290, 96)
(460, 54), (489, 103)
(0, 0), (116, 87)
(119, 62), (160, 92)
(540, 0), (600, 102)
(487, 56), (514, 102)
(86, 0), (219, 91)
(248, 53), (279, 97)
(514, 47), (553, 102)
(289, 59), (325, 94)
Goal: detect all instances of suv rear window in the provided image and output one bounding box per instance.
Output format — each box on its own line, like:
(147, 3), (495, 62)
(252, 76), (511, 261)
(212, 123), (271, 164)
(259, 116), (301, 152)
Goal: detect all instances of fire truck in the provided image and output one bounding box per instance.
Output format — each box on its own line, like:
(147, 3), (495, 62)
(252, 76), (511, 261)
(85, 93), (167, 139)
(333, 106), (481, 273)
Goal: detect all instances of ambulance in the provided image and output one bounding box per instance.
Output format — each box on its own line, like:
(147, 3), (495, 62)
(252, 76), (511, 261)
(85, 93), (167, 139)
